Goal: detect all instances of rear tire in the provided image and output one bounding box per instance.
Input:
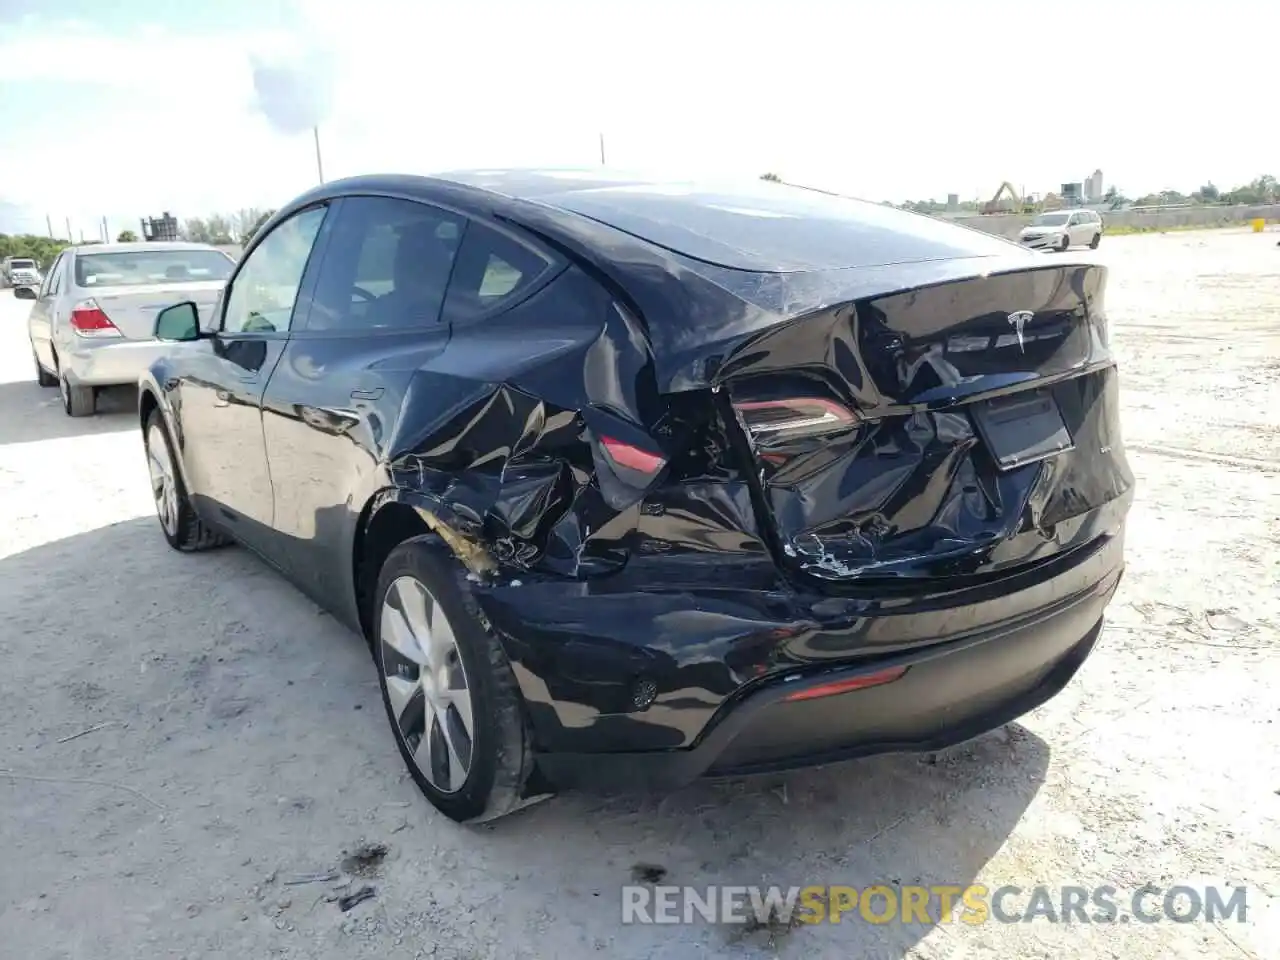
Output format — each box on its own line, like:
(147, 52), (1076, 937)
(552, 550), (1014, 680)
(374, 535), (538, 823)
(59, 365), (96, 417)
(34, 350), (56, 387)
(143, 409), (229, 551)
(1089, 232), (1102, 249)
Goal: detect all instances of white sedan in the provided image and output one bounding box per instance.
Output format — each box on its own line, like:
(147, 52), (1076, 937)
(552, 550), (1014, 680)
(19, 241), (234, 416)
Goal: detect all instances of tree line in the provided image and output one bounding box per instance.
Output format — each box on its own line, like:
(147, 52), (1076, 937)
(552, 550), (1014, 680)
(895, 175), (1278, 215)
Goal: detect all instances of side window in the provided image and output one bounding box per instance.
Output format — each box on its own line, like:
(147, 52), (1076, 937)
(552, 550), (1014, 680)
(441, 221), (552, 324)
(51, 256), (66, 296)
(40, 254), (62, 298)
(306, 197), (464, 332)
(222, 206), (327, 334)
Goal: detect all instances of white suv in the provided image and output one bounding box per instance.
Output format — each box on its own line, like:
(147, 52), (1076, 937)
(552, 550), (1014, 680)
(1018, 210), (1103, 252)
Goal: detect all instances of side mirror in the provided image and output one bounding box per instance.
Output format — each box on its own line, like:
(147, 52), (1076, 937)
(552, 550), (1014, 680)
(154, 301), (203, 341)
(13, 285), (37, 301)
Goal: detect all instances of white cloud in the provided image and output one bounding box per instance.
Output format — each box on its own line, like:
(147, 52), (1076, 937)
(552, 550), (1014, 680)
(1, 0), (1278, 236)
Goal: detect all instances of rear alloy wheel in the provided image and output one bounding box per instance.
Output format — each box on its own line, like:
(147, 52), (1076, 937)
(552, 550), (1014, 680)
(1089, 232), (1102, 249)
(144, 410), (228, 551)
(58, 363), (96, 417)
(34, 350), (56, 387)
(375, 536), (537, 823)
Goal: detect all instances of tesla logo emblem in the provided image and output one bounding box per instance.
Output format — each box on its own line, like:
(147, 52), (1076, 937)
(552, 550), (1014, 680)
(1007, 311), (1035, 352)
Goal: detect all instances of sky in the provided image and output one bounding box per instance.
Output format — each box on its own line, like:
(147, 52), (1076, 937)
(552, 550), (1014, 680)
(1, 0), (1277, 238)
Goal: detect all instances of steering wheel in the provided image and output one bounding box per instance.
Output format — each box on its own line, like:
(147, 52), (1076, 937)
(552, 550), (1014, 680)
(351, 285), (376, 302)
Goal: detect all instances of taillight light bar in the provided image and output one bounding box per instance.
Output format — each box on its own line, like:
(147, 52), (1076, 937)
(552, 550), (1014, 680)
(782, 665), (907, 702)
(69, 299), (122, 338)
(733, 397), (858, 441)
(599, 435), (667, 478)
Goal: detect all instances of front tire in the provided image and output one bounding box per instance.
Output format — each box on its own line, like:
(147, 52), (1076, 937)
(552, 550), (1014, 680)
(143, 410), (228, 551)
(374, 536), (536, 823)
(1058, 234), (1071, 252)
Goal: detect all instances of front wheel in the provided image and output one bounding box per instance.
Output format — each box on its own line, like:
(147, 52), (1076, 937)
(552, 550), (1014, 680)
(143, 410), (229, 551)
(1058, 234), (1071, 252)
(374, 536), (539, 823)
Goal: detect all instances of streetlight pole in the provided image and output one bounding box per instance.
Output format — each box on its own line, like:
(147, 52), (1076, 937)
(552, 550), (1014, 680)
(313, 126), (325, 184)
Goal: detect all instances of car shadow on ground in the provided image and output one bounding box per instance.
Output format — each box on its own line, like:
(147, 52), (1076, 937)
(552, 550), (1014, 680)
(0, 516), (1050, 958)
(0, 379), (137, 445)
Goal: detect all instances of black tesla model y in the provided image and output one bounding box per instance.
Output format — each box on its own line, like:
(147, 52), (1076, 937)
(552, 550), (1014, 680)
(138, 170), (1133, 823)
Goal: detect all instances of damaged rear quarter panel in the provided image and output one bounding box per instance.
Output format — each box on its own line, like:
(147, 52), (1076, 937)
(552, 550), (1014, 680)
(364, 262), (776, 748)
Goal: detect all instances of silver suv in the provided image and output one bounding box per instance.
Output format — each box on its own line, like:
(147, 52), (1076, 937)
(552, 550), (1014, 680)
(1019, 210), (1103, 252)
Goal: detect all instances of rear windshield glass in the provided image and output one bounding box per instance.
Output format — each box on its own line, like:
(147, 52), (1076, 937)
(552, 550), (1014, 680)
(547, 181), (1017, 272)
(75, 250), (234, 287)
(9, 259), (35, 269)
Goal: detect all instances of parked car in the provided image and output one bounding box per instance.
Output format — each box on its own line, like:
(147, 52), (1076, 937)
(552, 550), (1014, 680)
(3, 256), (40, 289)
(1018, 209), (1103, 251)
(138, 171), (1134, 823)
(19, 241), (235, 415)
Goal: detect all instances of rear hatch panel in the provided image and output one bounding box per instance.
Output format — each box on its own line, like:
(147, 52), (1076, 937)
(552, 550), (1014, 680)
(716, 262), (1133, 586)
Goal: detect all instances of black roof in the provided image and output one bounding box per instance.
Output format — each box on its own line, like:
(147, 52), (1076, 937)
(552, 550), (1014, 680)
(285, 168), (1021, 274)
(431, 168), (1020, 273)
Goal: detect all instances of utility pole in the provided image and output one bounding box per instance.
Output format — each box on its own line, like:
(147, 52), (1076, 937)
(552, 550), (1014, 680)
(65, 217), (72, 242)
(313, 125), (325, 184)
(46, 214), (53, 238)
(599, 132), (606, 166)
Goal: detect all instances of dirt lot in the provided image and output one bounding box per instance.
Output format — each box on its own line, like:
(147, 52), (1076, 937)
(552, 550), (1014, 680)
(1, 230), (1276, 959)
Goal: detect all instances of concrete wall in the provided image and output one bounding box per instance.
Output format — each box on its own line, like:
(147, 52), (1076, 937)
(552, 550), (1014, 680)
(949, 204), (1280, 239)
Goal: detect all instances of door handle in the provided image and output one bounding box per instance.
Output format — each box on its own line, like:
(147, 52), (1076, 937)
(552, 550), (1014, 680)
(350, 387), (384, 401)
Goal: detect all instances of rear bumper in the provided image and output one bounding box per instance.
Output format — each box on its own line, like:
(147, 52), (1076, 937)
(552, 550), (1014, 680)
(58, 338), (168, 387)
(536, 568), (1116, 790)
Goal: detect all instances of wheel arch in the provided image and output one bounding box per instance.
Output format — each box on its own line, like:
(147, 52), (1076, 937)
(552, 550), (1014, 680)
(139, 382), (198, 499)
(352, 488), (499, 642)
(139, 384), (160, 434)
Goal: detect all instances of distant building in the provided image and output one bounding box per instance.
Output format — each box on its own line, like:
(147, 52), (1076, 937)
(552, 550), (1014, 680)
(140, 212), (180, 241)
(946, 193), (959, 212)
(1085, 169), (1104, 202)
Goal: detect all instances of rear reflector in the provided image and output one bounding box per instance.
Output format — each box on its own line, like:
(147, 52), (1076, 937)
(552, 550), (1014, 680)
(734, 397), (857, 441)
(782, 666), (907, 702)
(600, 435), (667, 477)
(69, 299), (122, 338)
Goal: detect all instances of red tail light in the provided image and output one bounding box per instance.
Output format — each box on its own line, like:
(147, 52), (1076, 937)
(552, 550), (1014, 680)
(733, 397), (858, 441)
(69, 299), (122, 338)
(783, 666), (907, 702)
(599, 435), (667, 477)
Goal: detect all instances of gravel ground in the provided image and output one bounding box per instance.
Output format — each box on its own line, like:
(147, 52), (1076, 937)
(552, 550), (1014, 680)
(1, 229), (1277, 960)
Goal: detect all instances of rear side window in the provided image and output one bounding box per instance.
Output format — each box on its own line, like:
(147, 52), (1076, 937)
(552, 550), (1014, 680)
(441, 222), (552, 324)
(38, 254), (61, 298)
(306, 196), (464, 332)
